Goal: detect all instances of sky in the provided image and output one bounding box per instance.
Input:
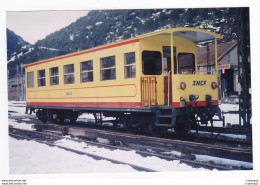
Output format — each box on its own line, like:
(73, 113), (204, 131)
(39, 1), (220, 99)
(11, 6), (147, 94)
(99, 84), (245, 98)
(6, 11), (89, 44)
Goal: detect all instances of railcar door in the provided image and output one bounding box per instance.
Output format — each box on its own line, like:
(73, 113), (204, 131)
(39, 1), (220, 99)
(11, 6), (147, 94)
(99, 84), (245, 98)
(141, 50), (162, 106)
(163, 46), (176, 105)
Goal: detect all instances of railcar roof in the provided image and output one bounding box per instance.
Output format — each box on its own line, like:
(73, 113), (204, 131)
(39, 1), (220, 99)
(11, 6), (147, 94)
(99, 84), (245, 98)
(23, 27), (222, 68)
(136, 27), (223, 42)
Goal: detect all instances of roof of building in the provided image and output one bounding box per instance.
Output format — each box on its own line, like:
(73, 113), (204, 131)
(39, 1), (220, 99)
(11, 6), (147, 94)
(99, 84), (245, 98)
(197, 41), (237, 65)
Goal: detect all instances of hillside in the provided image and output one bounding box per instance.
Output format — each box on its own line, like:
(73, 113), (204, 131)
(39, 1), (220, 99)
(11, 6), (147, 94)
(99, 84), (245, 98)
(7, 29), (30, 59)
(7, 8), (240, 78)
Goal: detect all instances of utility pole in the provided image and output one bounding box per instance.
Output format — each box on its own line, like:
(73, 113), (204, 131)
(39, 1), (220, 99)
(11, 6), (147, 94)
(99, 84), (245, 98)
(16, 65), (19, 101)
(237, 8), (251, 128)
(206, 44), (209, 74)
(21, 63), (24, 101)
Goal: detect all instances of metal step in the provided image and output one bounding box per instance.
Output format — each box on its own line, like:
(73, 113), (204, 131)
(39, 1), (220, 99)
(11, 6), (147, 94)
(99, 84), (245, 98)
(156, 115), (172, 118)
(154, 124), (172, 127)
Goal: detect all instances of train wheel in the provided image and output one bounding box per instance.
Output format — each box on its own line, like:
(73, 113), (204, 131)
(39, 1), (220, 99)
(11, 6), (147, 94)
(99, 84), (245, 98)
(123, 121), (131, 130)
(69, 117), (77, 124)
(51, 119), (58, 124)
(148, 122), (167, 137)
(153, 127), (168, 137)
(37, 109), (47, 123)
(174, 116), (191, 135)
(56, 114), (65, 124)
(39, 116), (47, 123)
(58, 117), (64, 124)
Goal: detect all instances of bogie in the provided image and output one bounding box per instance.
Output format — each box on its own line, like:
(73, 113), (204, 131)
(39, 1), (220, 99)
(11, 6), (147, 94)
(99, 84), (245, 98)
(174, 116), (191, 136)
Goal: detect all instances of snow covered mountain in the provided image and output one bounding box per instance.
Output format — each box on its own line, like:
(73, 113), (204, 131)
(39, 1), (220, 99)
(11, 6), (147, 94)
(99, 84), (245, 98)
(7, 8), (241, 78)
(7, 29), (30, 59)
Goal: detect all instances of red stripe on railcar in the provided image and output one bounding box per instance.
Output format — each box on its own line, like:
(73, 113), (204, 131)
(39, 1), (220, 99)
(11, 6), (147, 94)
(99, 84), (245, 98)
(25, 39), (140, 67)
(172, 100), (218, 108)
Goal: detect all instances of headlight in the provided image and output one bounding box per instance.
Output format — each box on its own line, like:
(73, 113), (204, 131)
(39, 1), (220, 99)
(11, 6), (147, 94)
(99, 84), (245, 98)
(180, 82), (186, 90)
(211, 82), (217, 89)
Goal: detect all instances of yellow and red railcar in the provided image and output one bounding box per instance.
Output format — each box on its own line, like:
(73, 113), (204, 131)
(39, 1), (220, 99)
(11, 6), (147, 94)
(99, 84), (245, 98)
(25, 27), (222, 134)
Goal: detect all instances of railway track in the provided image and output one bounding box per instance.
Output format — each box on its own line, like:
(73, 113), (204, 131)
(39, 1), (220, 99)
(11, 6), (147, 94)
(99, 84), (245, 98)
(9, 122), (252, 171)
(9, 115), (253, 163)
(9, 127), (157, 172)
(9, 114), (252, 148)
(33, 123), (252, 162)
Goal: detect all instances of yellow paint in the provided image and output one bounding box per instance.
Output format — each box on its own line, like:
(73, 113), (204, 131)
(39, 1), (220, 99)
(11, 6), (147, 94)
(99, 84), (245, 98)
(26, 42), (141, 104)
(171, 75), (218, 103)
(25, 27), (222, 106)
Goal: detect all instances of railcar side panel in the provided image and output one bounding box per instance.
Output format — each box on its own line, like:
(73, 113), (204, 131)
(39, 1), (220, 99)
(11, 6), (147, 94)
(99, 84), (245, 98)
(26, 40), (141, 107)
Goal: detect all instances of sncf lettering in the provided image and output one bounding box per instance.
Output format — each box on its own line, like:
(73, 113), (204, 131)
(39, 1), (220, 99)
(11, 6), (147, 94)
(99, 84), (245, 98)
(192, 81), (206, 86)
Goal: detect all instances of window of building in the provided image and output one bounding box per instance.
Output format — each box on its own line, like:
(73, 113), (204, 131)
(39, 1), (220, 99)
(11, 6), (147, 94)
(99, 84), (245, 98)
(37, 69), (46, 87)
(142, 51), (162, 75)
(100, 56), (116, 81)
(27, 71), (34, 88)
(178, 53), (195, 74)
(50, 67), (59, 86)
(80, 60), (93, 83)
(124, 52), (136, 78)
(64, 64), (75, 84)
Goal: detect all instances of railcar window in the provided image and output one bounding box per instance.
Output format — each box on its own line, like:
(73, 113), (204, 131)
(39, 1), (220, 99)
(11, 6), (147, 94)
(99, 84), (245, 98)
(81, 60), (93, 83)
(162, 46), (177, 75)
(37, 69), (46, 87)
(124, 52), (136, 79)
(178, 53), (195, 74)
(100, 56), (116, 81)
(50, 67), (59, 86)
(27, 71), (34, 88)
(142, 51), (162, 75)
(64, 64), (75, 84)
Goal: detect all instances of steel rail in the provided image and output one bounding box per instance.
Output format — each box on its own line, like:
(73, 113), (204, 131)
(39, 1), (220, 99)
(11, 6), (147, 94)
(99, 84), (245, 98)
(51, 124), (252, 162)
(9, 114), (253, 163)
(9, 117), (252, 155)
(9, 127), (239, 171)
(9, 130), (158, 172)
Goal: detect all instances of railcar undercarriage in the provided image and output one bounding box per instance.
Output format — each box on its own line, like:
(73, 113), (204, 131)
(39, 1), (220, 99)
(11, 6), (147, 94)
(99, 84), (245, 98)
(26, 102), (222, 136)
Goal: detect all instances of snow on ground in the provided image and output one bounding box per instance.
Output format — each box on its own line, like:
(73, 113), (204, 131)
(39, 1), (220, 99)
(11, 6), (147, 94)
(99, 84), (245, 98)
(9, 137), (136, 174)
(8, 101), (35, 130)
(218, 103), (239, 125)
(9, 118), (35, 131)
(8, 101), (252, 174)
(54, 138), (205, 172)
(213, 103), (239, 127)
(161, 150), (182, 157)
(189, 130), (247, 140)
(78, 112), (114, 126)
(195, 155), (253, 169)
(8, 101), (26, 115)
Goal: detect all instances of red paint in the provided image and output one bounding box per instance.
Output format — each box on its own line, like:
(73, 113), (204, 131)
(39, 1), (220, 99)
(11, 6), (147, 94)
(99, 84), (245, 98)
(28, 95), (135, 100)
(26, 101), (142, 107)
(172, 100), (218, 108)
(25, 39), (139, 68)
(164, 76), (172, 105)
